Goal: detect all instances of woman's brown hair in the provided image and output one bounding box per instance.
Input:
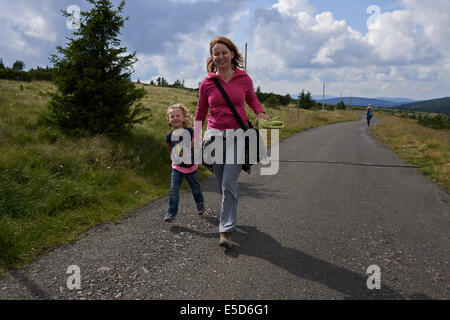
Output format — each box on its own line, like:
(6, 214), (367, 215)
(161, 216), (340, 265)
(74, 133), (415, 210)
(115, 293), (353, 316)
(207, 36), (245, 73)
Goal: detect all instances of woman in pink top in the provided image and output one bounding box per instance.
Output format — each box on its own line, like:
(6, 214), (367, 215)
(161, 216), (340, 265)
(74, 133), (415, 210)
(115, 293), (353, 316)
(195, 36), (269, 249)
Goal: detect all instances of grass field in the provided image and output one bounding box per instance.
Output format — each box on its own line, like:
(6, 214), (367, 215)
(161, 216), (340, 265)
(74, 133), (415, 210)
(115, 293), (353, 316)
(372, 112), (450, 191)
(0, 79), (361, 274)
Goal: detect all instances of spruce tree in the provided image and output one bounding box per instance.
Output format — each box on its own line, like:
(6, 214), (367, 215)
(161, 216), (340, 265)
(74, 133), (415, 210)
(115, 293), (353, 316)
(12, 60), (25, 71)
(48, 0), (148, 135)
(298, 90), (307, 109)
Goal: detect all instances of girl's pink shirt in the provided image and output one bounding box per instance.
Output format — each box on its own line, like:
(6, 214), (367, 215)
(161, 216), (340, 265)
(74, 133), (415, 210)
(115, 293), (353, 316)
(172, 163), (198, 174)
(194, 69), (265, 130)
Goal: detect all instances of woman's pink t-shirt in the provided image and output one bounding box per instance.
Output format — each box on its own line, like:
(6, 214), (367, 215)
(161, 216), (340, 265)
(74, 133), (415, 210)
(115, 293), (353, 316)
(194, 69), (265, 130)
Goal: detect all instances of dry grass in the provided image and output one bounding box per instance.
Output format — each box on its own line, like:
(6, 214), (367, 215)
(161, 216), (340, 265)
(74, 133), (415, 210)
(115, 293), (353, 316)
(372, 113), (450, 191)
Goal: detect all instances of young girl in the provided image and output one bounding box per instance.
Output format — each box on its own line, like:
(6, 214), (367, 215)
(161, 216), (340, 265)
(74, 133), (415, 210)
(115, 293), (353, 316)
(164, 104), (204, 222)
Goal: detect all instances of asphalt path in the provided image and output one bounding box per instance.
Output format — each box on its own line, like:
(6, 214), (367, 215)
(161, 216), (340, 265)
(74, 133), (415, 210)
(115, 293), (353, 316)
(1, 116), (449, 300)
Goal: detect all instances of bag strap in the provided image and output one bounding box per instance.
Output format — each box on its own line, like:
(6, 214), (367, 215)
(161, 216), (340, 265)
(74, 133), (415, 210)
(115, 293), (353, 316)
(211, 77), (248, 130)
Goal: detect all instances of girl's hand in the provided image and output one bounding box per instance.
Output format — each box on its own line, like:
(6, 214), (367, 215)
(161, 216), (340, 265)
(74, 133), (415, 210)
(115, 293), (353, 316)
(257, 113), (270, 121)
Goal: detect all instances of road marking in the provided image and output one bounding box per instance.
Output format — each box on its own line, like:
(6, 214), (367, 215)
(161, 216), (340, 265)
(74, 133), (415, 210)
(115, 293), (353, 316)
(278, 160), (421, 168)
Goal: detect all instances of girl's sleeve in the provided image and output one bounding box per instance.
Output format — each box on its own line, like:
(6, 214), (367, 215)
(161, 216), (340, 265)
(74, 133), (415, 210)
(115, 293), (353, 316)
(245, 76), (265, 115)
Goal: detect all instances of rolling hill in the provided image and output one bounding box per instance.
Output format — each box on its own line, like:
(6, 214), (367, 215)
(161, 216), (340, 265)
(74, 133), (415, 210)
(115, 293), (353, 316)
(395, 97), (450, 114)
(376, 97), (417, 104)
(323, 97), (402, 108)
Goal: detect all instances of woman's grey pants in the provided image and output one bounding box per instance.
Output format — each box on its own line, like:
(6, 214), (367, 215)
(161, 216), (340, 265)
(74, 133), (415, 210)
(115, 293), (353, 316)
(213, 162), (242, 232)
(205, 130), (244, 233)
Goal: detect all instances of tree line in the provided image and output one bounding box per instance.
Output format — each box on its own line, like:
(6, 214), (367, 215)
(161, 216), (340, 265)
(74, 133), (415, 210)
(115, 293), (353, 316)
(256, 86), (349, 111)
(145, 77), (186, 89)
(0, 58), (54, 81)
(255, 86), (292, 108)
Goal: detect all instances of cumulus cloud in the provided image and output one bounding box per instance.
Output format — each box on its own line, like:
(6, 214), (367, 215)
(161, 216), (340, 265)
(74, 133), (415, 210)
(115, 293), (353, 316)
(0, 0), (247, 71)
(121, 0), (247, 55)
(126, 0), (249, 86)
(248, 0), (449, 98)
(0, 0), (69, 66)
(272, 0), (315, 16)
(252, 0), (446, 70)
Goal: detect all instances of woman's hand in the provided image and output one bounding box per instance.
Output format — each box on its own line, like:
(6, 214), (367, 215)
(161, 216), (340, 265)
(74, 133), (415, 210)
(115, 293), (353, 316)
(257, 112), (270, 121)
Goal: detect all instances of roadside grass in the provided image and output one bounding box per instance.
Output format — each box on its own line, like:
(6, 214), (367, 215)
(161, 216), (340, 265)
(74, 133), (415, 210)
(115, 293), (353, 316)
(0, 79), (360, 275)
(372, 112), (450, 192)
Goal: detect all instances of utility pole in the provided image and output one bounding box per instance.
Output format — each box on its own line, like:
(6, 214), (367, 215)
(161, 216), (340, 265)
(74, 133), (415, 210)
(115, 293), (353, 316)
(322, 82), (325, 116)
(244, 42), (248, 72)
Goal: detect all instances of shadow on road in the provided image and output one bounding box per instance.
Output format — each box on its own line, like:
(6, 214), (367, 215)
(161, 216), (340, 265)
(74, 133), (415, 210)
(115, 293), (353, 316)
(8, 270), (50, 299)
(200, 179), (287, 200)
(171, 216), (407, 300)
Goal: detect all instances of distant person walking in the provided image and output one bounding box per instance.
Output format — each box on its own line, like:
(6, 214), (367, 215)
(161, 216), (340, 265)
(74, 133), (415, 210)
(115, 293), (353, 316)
(194, 36), (269, 249)
(367, 105), (373, 126)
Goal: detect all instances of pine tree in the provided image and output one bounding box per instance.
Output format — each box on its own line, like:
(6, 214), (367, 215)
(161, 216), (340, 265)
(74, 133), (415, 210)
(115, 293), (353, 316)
(305, 91), (314, 109)
(298, 90), (315, 109)
(0, 58), (5, 69)
(48, 0), (148, 135)
(12, 60), (25, 71)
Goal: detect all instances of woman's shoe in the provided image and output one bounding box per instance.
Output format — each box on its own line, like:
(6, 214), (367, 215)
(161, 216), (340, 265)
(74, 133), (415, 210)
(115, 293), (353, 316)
(219, 232), (232, 249)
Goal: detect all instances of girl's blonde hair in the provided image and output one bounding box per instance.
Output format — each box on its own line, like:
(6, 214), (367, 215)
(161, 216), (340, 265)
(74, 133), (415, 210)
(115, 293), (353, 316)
(166, 103), (191, 128)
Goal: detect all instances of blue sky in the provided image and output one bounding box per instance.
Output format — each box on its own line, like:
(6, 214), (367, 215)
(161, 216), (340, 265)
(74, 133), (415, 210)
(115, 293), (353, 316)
(1, 0), (449, 100)
(310, 0), (405, 32)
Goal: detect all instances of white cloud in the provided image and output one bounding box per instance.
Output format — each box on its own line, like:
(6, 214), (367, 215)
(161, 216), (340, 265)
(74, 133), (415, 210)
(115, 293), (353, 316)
(135, 31), (212, 88)
(248, 0), (450, 99)
(272, 0), (315, 16)
(0, 0), (74, 67)
(0, 3), (57, 43)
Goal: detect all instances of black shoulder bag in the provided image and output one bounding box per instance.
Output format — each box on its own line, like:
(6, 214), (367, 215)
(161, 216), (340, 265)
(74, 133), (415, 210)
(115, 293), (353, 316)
(212, 77), (264, 174)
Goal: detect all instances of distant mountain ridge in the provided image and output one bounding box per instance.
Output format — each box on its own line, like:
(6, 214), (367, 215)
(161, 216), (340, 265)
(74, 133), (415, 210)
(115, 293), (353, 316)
(395, 97), (450, 114)
(375, 97), (417, 103)
(311, 94), (337, 100)
(303, 96), (417, 107)
(289, 94), (449, 113)
(322, 97), (402, 108)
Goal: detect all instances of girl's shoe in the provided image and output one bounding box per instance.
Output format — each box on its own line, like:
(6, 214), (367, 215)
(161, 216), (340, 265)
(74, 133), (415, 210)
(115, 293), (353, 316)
(219, 232), (232, 249)
(164, 215), (174, 223)
(197, 202), (205, 215)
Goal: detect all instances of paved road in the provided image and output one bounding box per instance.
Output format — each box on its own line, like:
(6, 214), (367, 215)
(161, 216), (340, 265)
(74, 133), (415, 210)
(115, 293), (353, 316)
(1, 117), (449, 300)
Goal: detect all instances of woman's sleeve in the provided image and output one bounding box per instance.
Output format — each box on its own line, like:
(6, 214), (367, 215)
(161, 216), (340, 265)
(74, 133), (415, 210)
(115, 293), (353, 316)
(245, 77), (265, 115)
(194, 81), (209, 126)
